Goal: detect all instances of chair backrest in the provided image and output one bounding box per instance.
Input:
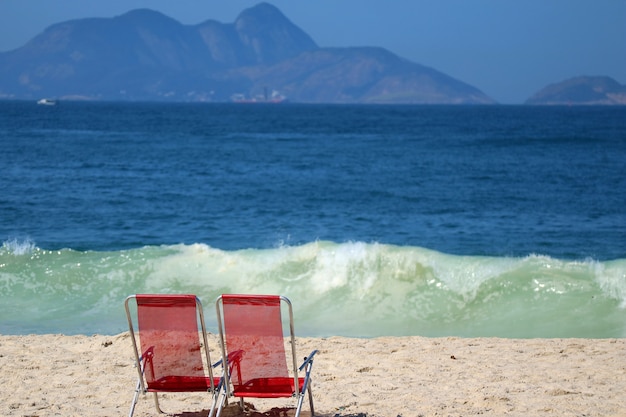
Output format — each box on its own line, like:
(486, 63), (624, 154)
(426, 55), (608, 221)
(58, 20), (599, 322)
(218, 294), (298, 396)
(127, 294), (213, 391)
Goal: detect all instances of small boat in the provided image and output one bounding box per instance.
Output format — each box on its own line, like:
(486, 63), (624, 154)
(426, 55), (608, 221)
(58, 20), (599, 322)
(37, 98), (57, 106)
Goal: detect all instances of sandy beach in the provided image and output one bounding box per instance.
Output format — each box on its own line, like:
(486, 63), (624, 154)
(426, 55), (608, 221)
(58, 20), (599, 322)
(1, 333), (624, 417)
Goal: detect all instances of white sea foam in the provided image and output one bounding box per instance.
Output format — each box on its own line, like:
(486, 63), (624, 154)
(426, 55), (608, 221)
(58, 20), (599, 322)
(1, 242), (625, 337)
(2, 238), (35, 255)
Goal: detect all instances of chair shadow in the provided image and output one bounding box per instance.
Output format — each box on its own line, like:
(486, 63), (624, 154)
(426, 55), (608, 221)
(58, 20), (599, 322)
(173, 405), (368, 417)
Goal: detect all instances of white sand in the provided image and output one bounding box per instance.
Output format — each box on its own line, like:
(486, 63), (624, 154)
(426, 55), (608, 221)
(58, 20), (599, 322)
(1, 333), (625, 416)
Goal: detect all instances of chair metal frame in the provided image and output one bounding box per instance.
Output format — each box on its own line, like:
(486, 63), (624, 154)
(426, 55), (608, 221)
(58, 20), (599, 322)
(125, 294), (222, 417)
(212, 294), (317, 417)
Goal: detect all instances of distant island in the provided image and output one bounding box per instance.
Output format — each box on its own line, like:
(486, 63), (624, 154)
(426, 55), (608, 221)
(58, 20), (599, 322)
(526, 76), (626, 105)
(0, 2), (495, 104)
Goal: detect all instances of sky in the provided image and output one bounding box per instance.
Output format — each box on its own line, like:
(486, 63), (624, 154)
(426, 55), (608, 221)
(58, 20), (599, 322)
(0, 1), (624, 104)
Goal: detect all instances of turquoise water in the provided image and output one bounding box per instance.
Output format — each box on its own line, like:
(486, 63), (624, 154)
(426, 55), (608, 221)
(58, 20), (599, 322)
(2, 240), (625, 337)
(1, 102), (625, 337)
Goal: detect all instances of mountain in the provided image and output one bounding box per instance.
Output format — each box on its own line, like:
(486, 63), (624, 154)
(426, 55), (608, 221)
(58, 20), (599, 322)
(242, 47), (493, 104)
(526, 76), (626, 105)
(0, 3), (495, 104)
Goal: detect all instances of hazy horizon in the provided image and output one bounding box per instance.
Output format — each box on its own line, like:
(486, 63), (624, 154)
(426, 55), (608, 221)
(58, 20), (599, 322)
(1, 0), (624, 104)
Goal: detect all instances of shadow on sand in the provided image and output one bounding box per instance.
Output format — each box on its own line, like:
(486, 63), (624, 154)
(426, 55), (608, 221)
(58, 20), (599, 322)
(174, 404), (368, 417)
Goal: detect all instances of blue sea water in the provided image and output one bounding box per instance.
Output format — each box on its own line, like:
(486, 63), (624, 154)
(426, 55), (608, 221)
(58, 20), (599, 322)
(1, 101), (625, 337)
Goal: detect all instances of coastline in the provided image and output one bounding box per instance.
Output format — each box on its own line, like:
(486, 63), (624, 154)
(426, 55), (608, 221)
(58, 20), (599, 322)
(1, 333), (624, 416)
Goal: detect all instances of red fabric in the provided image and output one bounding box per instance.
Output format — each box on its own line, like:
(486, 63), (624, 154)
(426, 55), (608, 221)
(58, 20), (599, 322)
(136, 294), (214, 392)
(231, 377), (306, 398)
(146, 376), (222, 393)
(221, 294), (294, 397)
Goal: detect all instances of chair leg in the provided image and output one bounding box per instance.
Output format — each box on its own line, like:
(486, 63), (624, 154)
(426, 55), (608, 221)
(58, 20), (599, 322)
(308, 383), (315, 416)
(153, 392), (164, 414)
(294, 383), (315, 417)
(211, 389), (228, 417)
(128, 379), (142, 417)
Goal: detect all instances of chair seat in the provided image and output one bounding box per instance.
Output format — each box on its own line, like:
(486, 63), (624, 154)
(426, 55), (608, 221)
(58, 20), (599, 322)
(147, 376), (221, 392)
(233, 377), (305, 398)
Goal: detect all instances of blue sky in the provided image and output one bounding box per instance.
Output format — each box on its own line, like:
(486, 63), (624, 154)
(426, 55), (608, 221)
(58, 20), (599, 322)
(1, 0), (624, 103)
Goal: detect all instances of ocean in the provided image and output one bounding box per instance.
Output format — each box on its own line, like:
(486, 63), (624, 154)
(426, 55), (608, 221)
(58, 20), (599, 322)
(1, 101), (625, 338)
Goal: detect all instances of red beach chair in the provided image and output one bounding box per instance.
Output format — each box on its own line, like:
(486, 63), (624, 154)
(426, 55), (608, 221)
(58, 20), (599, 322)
(125, 294), (223, 417)
(212, 294), (318, 417)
